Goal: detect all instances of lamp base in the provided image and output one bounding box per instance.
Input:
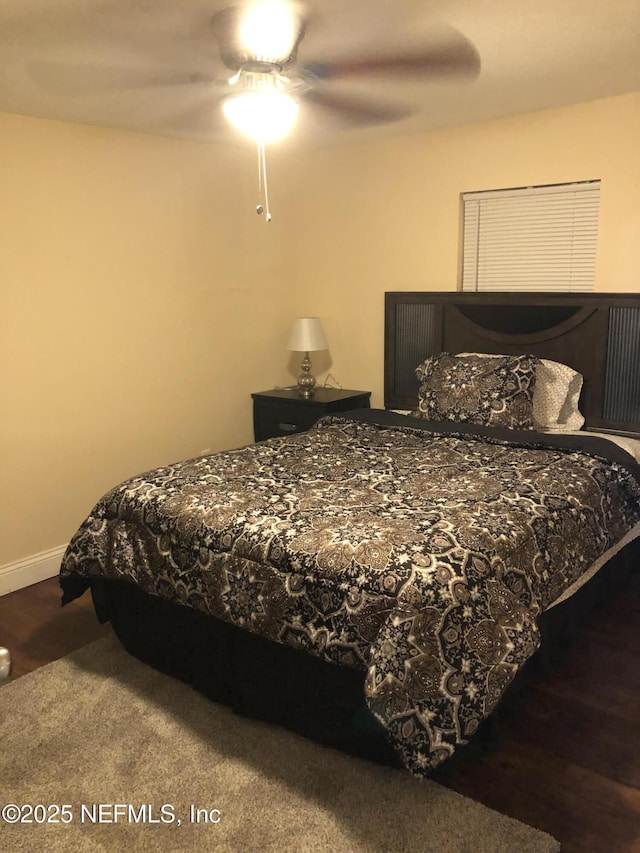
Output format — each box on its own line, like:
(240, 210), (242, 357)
(296, 352), (316, 398)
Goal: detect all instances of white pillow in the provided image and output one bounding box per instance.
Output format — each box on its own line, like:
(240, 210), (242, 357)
(456, 353), (584, 431)
(534, 360), (584, 431)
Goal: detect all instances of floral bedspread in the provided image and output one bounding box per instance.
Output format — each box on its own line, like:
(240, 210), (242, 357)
(60, 411), (640, 774)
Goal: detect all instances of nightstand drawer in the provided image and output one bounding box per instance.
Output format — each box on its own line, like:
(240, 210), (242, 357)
(254, 401), (321, 440)
(252, 388), (371, 442)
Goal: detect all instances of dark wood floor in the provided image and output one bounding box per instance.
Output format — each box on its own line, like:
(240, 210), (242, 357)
(1, 574), (639, 852)
(0, 577), (110, 680)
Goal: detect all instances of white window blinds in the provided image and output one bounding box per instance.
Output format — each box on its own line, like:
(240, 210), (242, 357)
(461, 181), (600, 292)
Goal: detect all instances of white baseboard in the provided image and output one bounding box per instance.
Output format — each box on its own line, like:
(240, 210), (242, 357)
(0, 545), (67, 597)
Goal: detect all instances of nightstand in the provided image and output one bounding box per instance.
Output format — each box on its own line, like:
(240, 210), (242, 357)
(252, 388), (371, 441)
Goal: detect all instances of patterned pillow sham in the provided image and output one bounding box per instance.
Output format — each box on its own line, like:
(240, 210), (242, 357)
(456, 353), (584, 431)
(414, 352), (539, 429)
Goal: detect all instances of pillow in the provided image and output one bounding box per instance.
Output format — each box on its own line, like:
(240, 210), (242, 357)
(414, 352), (539, 429)
(535, 360), (584, 431)
(456, 353), (584, 431)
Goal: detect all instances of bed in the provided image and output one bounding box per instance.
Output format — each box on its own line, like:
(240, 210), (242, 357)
(60, 291), (640, 777)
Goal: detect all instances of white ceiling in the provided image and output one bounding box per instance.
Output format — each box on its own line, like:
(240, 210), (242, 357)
(1, 0), (639, 147)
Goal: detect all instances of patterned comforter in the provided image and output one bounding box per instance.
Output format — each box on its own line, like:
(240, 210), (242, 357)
(60, 410), (640, 775)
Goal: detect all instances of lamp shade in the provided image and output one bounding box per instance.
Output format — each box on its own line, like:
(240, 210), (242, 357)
(287, 317), (328, 352)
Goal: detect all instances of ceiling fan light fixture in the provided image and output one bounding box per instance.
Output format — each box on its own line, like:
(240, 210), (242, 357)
(239, 1), (300, 63)
(223, 89), (299, 143)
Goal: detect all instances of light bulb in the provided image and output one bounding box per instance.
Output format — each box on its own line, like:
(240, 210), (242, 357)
(239, 1), (298, 62)
(223, 91), (299, 143)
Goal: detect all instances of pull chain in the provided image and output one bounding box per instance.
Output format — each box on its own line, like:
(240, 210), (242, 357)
(256, 141), (272, 222)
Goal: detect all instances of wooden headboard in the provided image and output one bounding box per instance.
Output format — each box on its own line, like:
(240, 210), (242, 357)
(385, 291), (640, 437)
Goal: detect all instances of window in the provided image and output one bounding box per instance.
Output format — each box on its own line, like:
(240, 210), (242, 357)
(461, 180), (600, 292)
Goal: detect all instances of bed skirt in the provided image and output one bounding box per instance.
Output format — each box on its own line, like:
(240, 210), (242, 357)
(87, 535), (639, 778)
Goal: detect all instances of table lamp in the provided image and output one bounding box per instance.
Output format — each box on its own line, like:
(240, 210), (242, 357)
(287, 317), (328, 398)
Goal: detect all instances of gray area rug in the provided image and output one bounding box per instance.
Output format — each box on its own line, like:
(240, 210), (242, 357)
(0, 635), (560, 852)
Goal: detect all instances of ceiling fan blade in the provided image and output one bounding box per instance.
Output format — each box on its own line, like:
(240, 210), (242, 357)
(304, 27), (480, 82)
(27, 60), (216, 96)
(303, 89), (413, 127)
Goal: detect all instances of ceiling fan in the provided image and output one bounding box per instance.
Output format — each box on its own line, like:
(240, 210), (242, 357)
(26, 1), (481, 137)
(208, 1), (480, 142)
(25, 0), (481, 217)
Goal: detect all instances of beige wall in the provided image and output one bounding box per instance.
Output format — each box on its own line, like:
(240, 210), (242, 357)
(2, 91), (639, 566)
(0, 112), (292, 565)
(279, 91), (640, 407)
